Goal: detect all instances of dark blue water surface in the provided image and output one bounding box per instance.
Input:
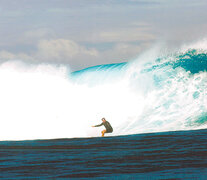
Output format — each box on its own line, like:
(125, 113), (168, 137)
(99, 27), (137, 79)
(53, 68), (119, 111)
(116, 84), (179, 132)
(1, 129), (207, 179)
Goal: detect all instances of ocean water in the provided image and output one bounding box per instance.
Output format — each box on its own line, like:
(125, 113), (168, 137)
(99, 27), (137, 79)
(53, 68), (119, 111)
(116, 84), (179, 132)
(0, 41), (207, 178)
(1, 129), (207, 179)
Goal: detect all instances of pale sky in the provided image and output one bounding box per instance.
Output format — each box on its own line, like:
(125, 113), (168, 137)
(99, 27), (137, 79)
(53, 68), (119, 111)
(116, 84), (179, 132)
(0, 0), (207, 70)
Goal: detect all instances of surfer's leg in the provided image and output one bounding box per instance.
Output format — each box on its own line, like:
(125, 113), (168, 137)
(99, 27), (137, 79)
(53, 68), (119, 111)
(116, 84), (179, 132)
(101, 130), (106, 137)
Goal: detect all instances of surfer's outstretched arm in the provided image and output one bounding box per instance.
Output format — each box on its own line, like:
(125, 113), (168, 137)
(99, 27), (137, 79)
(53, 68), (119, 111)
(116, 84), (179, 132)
(92, 123), (103, 127)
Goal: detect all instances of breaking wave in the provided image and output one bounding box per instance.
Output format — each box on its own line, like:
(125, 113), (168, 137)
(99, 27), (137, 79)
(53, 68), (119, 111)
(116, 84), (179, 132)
(0, 41), (207, 140)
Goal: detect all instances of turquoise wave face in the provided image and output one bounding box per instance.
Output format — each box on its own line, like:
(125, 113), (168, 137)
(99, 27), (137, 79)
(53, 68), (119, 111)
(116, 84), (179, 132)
(172, 50), (207, 73)
(72, 62), (127, 75)
(71, 62), (128, 85)
(142, 49), (207, 74)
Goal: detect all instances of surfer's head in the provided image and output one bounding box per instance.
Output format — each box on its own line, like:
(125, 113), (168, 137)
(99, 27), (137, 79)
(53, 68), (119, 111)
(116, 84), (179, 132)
(102, 118), (106, 122)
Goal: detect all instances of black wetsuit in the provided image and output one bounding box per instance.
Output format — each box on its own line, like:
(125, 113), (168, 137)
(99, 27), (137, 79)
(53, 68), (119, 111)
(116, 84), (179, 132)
(95, 121), (113, 133)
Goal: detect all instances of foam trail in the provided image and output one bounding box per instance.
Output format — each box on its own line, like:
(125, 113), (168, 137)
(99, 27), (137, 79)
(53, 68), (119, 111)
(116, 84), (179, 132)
(0, 41), (207, 140)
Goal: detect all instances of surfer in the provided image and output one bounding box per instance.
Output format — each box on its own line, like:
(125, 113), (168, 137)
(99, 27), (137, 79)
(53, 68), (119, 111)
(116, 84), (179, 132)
(92, 118), (113, 137)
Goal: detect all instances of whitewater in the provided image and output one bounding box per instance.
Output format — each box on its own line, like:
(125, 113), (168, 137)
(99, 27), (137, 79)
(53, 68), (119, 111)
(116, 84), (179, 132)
(0, 41), (206, 141)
